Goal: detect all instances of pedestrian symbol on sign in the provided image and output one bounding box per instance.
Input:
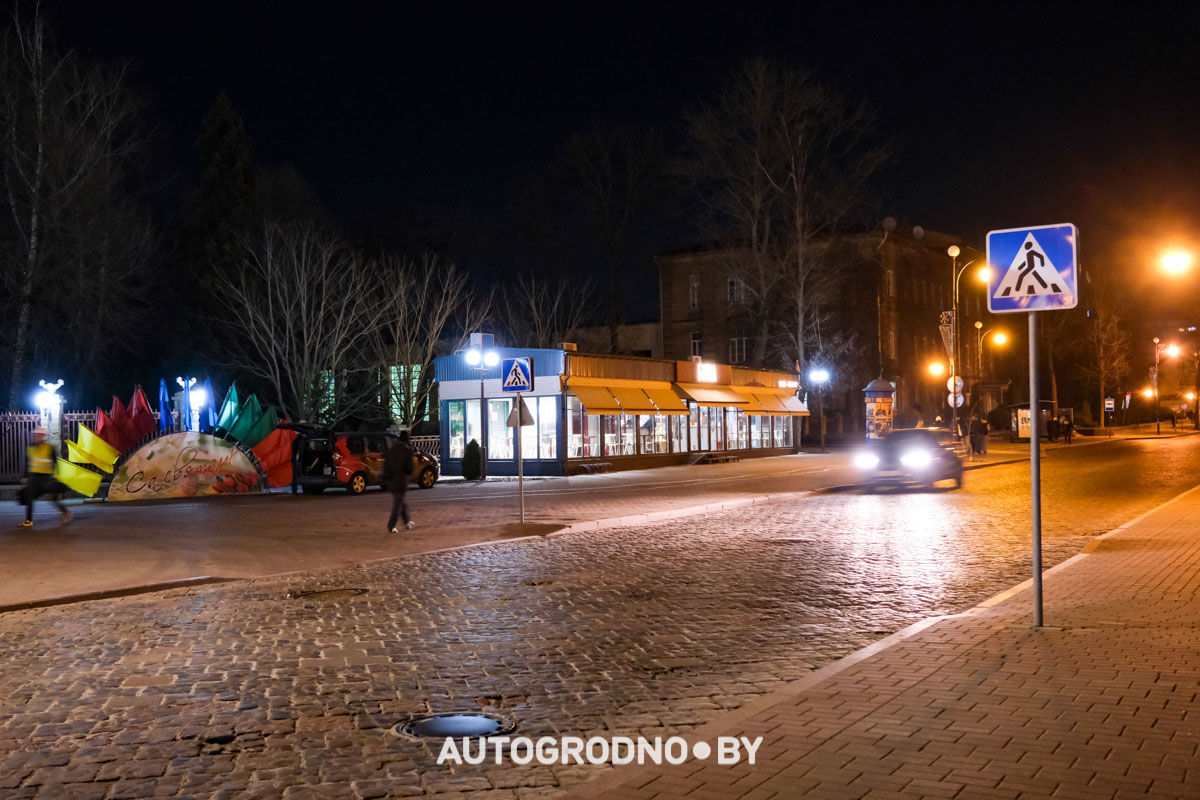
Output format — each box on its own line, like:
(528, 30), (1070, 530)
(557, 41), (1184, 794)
(500, 357), (533, 393)
(995, 233), (1063, 298)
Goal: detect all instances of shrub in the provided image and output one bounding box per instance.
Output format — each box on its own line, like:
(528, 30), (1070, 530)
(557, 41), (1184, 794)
(462, 438), (482, 480)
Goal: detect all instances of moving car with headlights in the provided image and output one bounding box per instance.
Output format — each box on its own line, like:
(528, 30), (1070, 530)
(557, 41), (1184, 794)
(853, 427), (963, 490)
(283, 425), (440, 494)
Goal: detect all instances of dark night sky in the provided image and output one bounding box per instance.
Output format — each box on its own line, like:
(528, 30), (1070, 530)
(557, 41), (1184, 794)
(28, 1), (1200, 312)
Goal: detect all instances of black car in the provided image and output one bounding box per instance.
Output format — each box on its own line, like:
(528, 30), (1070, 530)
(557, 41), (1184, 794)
(281, 424), (440, 494)
(853, 427), (963, 490)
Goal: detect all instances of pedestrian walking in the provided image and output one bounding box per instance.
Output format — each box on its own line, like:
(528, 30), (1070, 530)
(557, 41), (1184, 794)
(969, 416), (987, 456)
(1062, 416), (1074, 443)
(19, 428), (70, 528)
(383, 430), (416, 533)
(1047, 416), (1060, 443)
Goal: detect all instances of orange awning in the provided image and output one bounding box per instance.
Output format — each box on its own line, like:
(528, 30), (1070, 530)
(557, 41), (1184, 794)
(753, 393), (789, 414)
(780, 395), (809, 415)
(644, 386), (689, 415)
(609, 386), (658, 415)
(568, 384), (622, 415)
(675, 383), (749, 407)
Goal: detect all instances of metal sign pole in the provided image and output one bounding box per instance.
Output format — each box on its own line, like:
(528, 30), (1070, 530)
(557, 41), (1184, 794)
(1029, 311), (1043, 627)
(517, 391), (525, 524)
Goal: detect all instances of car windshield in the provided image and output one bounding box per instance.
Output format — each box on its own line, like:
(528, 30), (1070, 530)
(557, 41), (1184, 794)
(884, 429), (949, 447)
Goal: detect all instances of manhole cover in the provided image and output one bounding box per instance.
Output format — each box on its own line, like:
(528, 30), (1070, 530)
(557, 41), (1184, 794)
(288, 588), (368, 600)
(396, 712), (517, 739)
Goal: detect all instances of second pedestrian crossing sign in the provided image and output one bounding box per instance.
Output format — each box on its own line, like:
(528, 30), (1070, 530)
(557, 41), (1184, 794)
(986, 223), (1078, 313)
(501, 357), (533, 392)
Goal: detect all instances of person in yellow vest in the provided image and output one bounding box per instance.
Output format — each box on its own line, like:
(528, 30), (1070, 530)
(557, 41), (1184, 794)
(20, 427), (70, 527)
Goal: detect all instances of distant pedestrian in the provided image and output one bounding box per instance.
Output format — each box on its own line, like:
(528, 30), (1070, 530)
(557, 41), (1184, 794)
(1047, 417), (1060, 443)
(969, 416), (988, 455)
(383, 430), (416, 532)
(20, 428), (70, 528)
(1061, 416), (1074, 443)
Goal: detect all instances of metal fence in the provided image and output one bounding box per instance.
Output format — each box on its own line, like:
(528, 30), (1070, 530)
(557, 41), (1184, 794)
(412, 435), (440, 458)
(1, 413), (442, 480)
(0, 413), (42, 481)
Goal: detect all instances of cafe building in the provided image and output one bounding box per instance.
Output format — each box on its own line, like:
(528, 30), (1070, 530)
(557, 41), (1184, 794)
(434, 344), (808, 477)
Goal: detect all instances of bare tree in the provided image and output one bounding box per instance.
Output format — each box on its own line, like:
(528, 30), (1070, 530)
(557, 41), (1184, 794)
(213, 224), (389, 426)
(561, 123), (662, 351)
(682, 59), (887, 370)
(1076, 282), (1130, 428)
(373, 255), (490, 428)
(494, 272), (593, 350)
(0, 9), (147, 406)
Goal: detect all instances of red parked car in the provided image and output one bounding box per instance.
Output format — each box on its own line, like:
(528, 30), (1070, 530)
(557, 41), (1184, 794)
(283, 425), (439, 495)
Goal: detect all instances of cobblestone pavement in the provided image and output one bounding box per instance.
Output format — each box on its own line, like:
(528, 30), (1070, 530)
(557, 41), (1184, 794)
(0, 438), (1197, 799)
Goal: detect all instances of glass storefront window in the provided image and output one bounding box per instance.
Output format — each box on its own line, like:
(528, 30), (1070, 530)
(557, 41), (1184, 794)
(585, 414), (600, 456)
(602, 415), (620, 456)
(521, 398), (538, 460)
(620, 414), (636, 455)
(639, 415), (654, 454)
(772, 416), (786, 448)
(710, 407), (724, 451)
(698, 406), (710, 451)
(448, 401), (465, 459)
(734, 408), (747, 449)
(749, 415), (761, 449)
(653, 415), (668, 454)
(689, 405), (700, 451)
(780, 417), (794, 447)
(488, 398), (513, 459)
(671, 414), (688, 453)
(466, 399), (481, 454)
(539, 396), (557, 460)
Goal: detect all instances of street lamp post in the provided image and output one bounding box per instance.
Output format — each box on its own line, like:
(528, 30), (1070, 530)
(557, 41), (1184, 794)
(808, 368), (830, 453)
(464, 346), (500, 479)
(947, 247), (990, 440)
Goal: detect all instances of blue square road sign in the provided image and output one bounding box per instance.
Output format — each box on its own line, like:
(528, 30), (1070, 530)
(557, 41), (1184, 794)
(501, 357), (533, 393)
(986, 223), (1078, 314)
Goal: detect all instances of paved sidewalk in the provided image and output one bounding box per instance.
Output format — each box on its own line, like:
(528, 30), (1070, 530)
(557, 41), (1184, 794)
(573, 485), (1200, 799)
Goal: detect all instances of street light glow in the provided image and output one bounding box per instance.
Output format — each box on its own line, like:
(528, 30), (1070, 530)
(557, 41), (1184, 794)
(1142, 388), (1154, 398)
(1165, 343), (1181, 358)
(483, 351), (500, 367)
(1188, 392), (1196, 401)
(1163, 251), (1192, 273)
(992, 332), (1008, 346)
(808, 368), (830, 384)
(977, 266), (991, 283)
(946, 245), (960, 258)
(464, 348), (482, 366)
(927, 361), (946, 377)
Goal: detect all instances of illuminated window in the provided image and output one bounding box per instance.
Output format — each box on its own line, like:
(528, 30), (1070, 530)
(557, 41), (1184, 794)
(689, 274), (700, 309)
(691, 332), (703, 358)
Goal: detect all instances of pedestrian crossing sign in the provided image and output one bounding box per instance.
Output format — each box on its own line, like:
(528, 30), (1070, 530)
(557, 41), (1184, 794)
(501, 357), (533, 392)
(986, 223), (1078, 313)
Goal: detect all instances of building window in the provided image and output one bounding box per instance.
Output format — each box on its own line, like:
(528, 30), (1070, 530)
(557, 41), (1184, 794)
(689, 274), (700, 309)
(538, 396), (556, 460)
(885, 269), (896, 298)
(448, 401), (465, 459)
(671, 413), (688, 453)
(727, 277), (745, 305)
(691, 332), (703, 358)
(887, 328), (897, 360)
(487, 399), (512, 459)
(729, 334), (748, 364)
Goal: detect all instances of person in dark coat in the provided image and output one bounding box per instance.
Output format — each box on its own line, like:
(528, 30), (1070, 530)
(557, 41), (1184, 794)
(383, 430), (415, 532)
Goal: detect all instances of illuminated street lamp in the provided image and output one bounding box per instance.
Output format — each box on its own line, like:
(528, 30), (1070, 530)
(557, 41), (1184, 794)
(1162, 251), (1192, 274)
(973, 321), (1009, 378)
(807, 367), (830, 454)
(1152, 338), (1180, 435)
(927, 361), (946, 377)
(947, 246), (990, 440)
(464, 345), (499, 479)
